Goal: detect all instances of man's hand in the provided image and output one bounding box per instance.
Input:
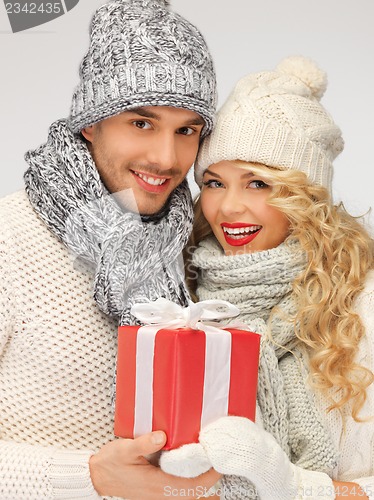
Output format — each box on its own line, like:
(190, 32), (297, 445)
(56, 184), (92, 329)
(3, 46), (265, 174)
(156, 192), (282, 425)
(89, 431), (221, 499)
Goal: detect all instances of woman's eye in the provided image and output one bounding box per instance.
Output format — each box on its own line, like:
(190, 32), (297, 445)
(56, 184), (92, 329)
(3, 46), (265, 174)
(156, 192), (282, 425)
(178, 127), (194, 136)
(133, 121), (151, 129)
(249, 180), (269, 189)
(202, 179), (224, 189)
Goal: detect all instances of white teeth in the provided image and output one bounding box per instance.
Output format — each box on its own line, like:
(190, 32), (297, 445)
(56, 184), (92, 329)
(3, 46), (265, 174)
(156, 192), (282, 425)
(223, 225), (261, 236)
(136, 172), (167, 186)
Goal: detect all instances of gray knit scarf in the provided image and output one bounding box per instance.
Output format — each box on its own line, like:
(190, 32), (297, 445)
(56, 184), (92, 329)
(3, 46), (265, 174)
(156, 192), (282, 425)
(192, 237), (338, 499)
(23, 119), (193, 325)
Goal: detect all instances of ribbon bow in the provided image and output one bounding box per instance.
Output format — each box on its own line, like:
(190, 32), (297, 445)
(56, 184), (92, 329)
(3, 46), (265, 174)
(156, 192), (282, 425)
(131, 297), (240, 331)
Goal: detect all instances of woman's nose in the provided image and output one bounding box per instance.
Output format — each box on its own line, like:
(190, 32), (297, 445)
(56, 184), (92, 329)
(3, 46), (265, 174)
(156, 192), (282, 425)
(219, 189), (248, 217)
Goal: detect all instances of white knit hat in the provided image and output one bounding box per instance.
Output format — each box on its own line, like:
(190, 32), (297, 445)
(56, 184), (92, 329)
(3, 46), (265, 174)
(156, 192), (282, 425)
(195, 56), (344, 189)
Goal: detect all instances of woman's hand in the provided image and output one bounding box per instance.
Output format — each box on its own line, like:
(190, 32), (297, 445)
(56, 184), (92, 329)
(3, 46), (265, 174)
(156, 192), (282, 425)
(161, 417), (371, 499)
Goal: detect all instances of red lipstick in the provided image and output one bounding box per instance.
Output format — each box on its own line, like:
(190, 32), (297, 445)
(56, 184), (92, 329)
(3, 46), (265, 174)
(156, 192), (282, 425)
(221, 223), (262, 247)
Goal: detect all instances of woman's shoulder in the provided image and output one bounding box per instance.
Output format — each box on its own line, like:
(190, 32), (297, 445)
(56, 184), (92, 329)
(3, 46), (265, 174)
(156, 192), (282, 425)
(365, 269), (374, 289)
(355, 270), (374, 340)
(357, 270), (374, 303)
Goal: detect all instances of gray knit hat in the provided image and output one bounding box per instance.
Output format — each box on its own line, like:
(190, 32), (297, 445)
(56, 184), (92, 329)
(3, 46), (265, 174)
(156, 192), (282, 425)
(68, 0), (217, 136)
(195, 56), (344, 189)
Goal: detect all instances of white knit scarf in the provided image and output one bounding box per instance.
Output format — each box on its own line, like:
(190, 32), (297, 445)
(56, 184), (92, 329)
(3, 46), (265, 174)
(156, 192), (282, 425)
(192, 237), (338, 497)
(24, 119), (193, 325)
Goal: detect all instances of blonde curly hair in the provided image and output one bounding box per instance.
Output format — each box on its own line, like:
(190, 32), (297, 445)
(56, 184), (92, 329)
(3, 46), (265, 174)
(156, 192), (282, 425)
(184, 162), (374, 421)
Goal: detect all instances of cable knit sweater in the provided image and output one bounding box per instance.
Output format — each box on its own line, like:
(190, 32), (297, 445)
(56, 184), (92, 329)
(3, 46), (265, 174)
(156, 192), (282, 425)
(0, 190), (118, 499)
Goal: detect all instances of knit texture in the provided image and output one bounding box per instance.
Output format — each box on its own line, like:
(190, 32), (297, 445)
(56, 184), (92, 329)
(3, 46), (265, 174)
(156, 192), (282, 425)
(192, 238), (374, 499)
(314, 270), (374, 486)
(0, 190), (116, 498)
(24, 119), (193, 326)
(192, 237), (338, 498)
(195, 56), (344, 189)
(199, 416), (335, 500)
(69, 0), (217, 136)
(1, 194), (374, 498)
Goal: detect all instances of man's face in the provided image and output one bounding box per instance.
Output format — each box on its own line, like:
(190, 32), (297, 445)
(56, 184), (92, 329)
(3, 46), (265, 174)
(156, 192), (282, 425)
(81, 106), (205, 215)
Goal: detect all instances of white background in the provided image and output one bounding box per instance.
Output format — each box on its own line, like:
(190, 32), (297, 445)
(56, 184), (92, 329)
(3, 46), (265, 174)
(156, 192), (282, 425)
(0, 0), (373, 231)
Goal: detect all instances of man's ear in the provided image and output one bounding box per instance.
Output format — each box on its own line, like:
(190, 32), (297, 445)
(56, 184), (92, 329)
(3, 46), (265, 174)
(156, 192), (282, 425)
(81, 125), (94, 143)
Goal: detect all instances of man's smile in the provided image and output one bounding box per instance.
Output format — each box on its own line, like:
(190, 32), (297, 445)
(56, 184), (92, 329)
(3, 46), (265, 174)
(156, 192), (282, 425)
(132, 170), (171, 194)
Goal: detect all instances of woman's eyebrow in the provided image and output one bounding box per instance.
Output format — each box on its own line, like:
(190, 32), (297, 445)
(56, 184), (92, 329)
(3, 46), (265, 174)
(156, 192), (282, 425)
(203, 168), (221, 178)
(204, 169), (255, 178)
(239, 170), (255, 178)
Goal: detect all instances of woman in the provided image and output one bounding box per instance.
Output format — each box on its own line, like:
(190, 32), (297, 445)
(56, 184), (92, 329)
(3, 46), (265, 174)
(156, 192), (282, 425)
(161, 56), (374, 499)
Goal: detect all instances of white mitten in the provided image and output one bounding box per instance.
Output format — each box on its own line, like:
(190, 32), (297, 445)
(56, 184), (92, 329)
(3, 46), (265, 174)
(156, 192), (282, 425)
(200, 416), (335, 500)
(160, 442), (212, 478)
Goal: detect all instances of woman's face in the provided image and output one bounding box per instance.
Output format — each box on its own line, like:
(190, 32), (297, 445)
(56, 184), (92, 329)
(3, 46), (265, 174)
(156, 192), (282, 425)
(200, 161), (290, 255)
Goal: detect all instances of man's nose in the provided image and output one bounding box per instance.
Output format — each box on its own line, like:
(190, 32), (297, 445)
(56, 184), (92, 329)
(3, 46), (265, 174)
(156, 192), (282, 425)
(147, 132), (178, 172)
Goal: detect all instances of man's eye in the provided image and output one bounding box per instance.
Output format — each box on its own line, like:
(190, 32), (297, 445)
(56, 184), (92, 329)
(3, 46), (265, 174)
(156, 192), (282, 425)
(133, 121), (151, 129)
(202, 179), (224, 189)
(178, 127), (194, 136)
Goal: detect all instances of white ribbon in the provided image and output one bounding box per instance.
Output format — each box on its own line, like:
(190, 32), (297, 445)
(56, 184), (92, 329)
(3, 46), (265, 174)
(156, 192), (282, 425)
(130, 298), (240, 438)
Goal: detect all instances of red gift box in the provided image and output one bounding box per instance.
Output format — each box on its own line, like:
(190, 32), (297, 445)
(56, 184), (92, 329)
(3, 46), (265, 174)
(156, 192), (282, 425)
(114, 308), (260, 449)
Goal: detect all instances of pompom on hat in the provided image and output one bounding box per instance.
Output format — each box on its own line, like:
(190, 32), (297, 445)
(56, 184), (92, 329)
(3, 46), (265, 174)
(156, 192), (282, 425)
(69, 0), (217, 137)
(195, 56), (344, 188)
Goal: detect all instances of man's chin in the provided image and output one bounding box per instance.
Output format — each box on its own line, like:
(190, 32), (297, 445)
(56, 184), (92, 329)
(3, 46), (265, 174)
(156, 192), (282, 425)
(138, 199), (170, 218)
(110, 185), (174, 216)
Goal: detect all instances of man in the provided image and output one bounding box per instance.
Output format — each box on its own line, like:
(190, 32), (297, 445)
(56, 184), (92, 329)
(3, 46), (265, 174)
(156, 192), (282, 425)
(0, 0), (219, 497)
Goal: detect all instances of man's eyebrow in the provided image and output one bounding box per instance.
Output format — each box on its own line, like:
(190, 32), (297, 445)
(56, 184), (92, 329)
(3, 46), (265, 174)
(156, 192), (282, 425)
(126, 107), (205, 126)
(186, 116), (205, 126)
(128, 107), (160, 119)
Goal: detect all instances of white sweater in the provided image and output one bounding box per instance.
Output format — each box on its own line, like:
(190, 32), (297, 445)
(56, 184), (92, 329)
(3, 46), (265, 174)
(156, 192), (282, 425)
(1, 190), (374, 499)
(314, 267), (374, 495)
(0, 191), (117, 499)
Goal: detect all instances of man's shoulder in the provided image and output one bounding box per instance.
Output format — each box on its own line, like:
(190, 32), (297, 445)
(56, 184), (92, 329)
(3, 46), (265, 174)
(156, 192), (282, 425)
(0, 190), (29, 227)
(0, 189), (30, 213)
(0, 189), (51, 242)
